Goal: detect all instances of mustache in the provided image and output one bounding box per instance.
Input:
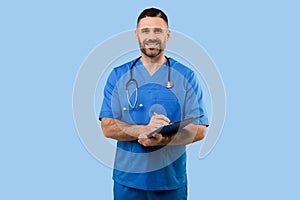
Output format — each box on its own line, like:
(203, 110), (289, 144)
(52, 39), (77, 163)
(144, 39), (161, 45)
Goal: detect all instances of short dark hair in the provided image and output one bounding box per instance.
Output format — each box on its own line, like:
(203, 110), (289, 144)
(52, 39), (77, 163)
(137, 8), (168, 27)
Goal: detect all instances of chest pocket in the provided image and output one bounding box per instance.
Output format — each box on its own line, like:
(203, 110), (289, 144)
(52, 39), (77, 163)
(129, 83), (182, 124)
(151, 84), (181, 121)
(155, 91), (181, 120)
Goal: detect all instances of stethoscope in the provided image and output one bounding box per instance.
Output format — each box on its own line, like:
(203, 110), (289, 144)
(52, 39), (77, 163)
(123, 56), (174, 111)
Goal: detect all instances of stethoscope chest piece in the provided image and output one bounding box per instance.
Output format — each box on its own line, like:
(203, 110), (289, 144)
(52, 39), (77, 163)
(165, 81), (174, 89)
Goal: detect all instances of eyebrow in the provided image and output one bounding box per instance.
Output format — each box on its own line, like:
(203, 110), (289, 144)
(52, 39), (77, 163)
(139, 27), (165, 31)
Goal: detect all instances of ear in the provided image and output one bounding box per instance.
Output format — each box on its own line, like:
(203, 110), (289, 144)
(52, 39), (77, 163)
(134, 29), (138, 42)
(166, 29), (171, 41)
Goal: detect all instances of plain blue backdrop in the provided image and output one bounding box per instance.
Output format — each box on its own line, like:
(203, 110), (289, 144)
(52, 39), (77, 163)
(1, 0), (299, 199)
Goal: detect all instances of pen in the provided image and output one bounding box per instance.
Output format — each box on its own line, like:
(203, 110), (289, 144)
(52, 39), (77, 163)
(151, 111), (158, 116)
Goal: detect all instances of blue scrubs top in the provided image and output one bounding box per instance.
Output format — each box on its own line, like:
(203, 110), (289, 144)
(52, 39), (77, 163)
(100, 58), (209, 191)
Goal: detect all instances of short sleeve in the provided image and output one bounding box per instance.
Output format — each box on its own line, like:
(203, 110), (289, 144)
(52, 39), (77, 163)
(99, 69), (122, 120)
(183, 71), (209, 126)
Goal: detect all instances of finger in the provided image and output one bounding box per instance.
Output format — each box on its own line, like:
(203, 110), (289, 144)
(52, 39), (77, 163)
(138, 138), (150, 146)
(149, 120), (164, 128)
(150, 133), (157, 137)
(152, 133), (162, 140)
(155, 115), (170, 123)
(138, 134), (147, 139)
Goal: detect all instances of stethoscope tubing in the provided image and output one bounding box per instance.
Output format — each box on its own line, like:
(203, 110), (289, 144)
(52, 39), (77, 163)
(125, 56), (173, 110)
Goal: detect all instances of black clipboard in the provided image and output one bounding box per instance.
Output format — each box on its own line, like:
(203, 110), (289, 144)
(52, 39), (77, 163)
(147, 115), (202, 138)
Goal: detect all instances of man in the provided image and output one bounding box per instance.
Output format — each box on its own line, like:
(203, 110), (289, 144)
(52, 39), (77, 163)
(99, 8), (209, 200)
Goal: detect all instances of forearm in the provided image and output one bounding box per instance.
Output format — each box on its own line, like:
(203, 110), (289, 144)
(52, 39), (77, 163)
(101, 118), (148, 141)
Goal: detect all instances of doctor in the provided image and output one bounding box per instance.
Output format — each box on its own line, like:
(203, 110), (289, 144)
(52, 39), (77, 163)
(99, 7), (209, 200)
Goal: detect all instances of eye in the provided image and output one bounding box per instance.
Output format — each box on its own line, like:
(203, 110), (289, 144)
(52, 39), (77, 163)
(154, 28), (163, 34)
(141, 28), (150, 34)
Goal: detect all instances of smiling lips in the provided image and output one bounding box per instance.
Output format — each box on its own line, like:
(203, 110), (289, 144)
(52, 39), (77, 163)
(146, 44), (158, 49)
(144, 40), (161, 49)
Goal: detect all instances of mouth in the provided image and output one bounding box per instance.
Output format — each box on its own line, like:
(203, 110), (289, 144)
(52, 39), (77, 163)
(144, 39), (161, 48)
(145, 43), (159, 49)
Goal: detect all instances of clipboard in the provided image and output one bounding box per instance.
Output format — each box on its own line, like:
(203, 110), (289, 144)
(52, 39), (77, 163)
(147, 115), (202, 138)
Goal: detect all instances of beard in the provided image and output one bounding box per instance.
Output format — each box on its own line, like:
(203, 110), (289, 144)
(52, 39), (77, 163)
(138, 39), (166, 58)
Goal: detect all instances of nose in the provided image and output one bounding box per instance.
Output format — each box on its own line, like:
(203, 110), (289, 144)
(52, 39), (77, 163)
(148, 31), (156, 40)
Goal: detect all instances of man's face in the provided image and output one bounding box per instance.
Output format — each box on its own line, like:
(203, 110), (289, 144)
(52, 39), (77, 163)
(135, 17), (170, 58)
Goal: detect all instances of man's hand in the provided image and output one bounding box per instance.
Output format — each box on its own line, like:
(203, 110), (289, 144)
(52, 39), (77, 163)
(138, 133), (161, 146)
(146, 114), (170, 133)
(138, 114), (171, 146)
(138, 133), (171, 146)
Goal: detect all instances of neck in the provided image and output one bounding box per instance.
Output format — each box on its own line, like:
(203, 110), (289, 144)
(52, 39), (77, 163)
(140, 53), (166, 75)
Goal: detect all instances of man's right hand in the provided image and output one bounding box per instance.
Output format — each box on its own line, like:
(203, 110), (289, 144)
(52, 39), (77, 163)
(146, 114), (170, 133)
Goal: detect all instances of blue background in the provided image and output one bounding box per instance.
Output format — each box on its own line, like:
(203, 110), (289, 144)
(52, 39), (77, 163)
(1, 0), (299, 199)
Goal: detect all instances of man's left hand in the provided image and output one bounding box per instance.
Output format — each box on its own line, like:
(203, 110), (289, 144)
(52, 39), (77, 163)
(138, 133), (165, 146)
